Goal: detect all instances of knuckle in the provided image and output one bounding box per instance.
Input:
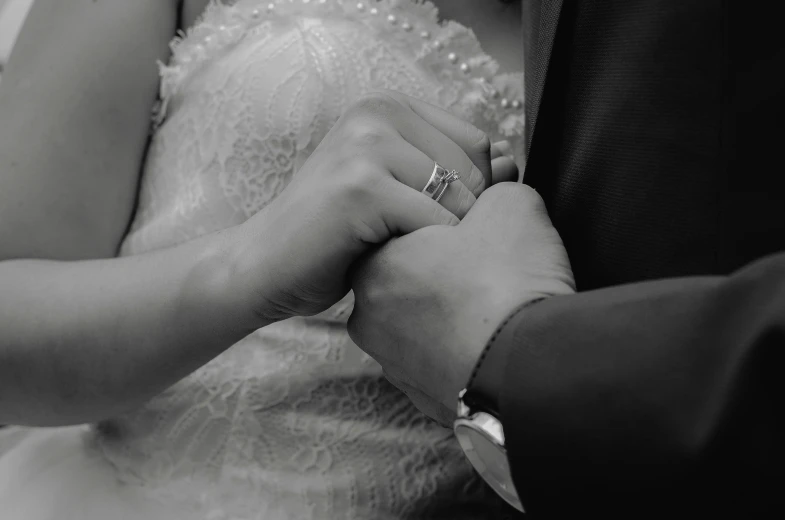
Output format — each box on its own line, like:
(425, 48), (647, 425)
(338, 92), (400, 146)
(470, 130), (492, 157)
(352, 260), (392, 310)
(336, 106), (392, 147)
(344, 162), (380, 197)
(349, 91), (401, 119)
(345, 120), (388, 147)
(486, 182), (545, 208)
(514, 182), (545, 204)
(329, 157), (382, 206)
(362, 279), (389, 307)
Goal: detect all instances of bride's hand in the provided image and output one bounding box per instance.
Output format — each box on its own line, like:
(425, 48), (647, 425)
(221, 91), (518, 323)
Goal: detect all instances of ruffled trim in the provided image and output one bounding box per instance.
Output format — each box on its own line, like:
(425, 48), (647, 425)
(153, 0), (524, 137)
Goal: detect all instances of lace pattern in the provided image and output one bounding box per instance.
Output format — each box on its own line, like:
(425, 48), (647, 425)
(154, 1), (524, 135)
(102, 1), (525, 518)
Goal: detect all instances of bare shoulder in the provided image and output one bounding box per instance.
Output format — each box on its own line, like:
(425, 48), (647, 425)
(0, 0), (180, 261)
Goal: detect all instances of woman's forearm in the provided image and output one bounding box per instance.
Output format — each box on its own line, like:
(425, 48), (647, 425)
(0, 229), (265, 426)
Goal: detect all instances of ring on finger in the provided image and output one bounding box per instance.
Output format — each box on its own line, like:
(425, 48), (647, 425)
(422, 163), (461, 203)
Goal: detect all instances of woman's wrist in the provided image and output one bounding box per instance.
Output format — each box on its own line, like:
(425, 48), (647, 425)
(177, 228), (274, 343)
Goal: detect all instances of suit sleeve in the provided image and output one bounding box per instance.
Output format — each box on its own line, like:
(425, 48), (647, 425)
(478, 252), (785, 516)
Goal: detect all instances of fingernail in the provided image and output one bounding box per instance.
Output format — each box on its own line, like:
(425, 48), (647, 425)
(494, 140), (512, 155)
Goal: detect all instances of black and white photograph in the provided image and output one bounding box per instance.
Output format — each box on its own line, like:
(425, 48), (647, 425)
(0, 1), (782, 518)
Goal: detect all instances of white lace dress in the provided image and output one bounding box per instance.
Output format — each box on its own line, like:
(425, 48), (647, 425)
(0, 1), (525, 518)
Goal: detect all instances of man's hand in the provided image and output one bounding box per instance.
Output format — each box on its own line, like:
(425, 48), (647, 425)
(349, 183), (576, 425)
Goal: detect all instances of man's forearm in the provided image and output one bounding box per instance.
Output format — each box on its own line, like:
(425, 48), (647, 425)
(0, 229), (265, 426)
(489, 252), (785, 515)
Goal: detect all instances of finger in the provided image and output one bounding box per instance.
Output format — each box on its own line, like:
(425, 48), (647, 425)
(433, 174), (477, 220)
(491, 156), (519, 185)
(378, 141), (477, 219)
(388, 91), (493, 179)
(491, 140), (512, 160)
(461, 182), (549, 232)
(383, 91), (493, 189)
(340, 92), (486, 199)
(383, 106), (488, 198)
(378, 178), (460, 236)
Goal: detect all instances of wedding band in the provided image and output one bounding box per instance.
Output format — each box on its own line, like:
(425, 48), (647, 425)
(422, 163), (461, 203)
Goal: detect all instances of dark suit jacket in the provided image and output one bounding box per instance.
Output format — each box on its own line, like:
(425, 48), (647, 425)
(476, 0), (785, 516)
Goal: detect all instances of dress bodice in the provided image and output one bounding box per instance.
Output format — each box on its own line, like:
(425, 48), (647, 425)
(100, 1), (525, 518)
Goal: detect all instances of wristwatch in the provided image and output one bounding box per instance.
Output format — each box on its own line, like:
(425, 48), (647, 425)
(454, 328), (524, 512)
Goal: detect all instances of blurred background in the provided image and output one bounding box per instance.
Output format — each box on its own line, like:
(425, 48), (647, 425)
(0, 0), (33, 438)
(0, 0), (34, 83)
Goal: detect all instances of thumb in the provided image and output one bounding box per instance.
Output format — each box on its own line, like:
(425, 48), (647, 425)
(461, 182), (550, 231)
(461, 183), (576, 295)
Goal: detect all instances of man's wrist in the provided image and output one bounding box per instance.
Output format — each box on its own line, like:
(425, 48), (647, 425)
(462, 297), (548, 417)
(454, 298), (547, 515)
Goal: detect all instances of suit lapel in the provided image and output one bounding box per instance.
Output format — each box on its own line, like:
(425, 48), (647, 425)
(523, 0), (564, 155)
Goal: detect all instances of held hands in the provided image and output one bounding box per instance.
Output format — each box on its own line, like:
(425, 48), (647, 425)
(218, 91), (517, 326)
(349, 183), (576, 426)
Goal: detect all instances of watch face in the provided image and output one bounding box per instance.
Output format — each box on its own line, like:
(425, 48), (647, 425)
(464, 428), (510, 482)
(455, 422), (523, 512)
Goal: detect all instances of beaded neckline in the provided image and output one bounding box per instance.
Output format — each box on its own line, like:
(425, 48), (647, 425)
(156, 0), (524, 132)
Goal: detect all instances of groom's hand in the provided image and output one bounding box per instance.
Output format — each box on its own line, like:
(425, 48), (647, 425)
(349, 183), (576, 425)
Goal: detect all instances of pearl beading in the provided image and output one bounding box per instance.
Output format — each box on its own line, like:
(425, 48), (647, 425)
(156, 0), (524, 130)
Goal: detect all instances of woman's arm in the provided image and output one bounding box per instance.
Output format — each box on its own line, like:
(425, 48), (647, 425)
(0, 0), (223, 426)
(0, 0), (179, 260)
(0, 230), (263, 427)
(0, 0), (497, 425)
